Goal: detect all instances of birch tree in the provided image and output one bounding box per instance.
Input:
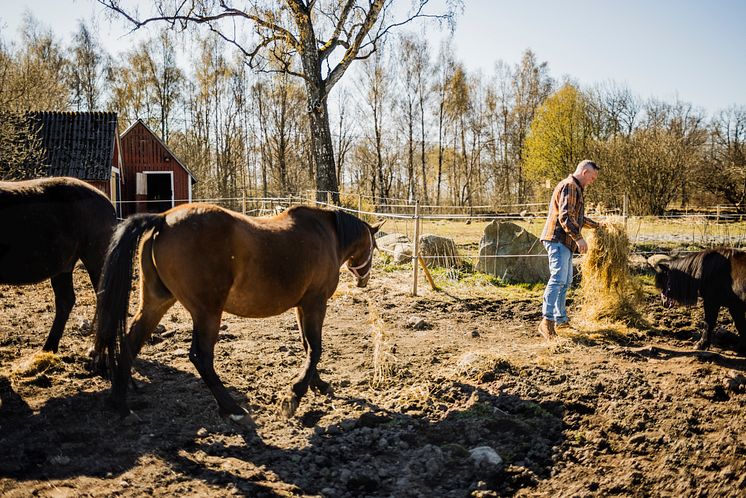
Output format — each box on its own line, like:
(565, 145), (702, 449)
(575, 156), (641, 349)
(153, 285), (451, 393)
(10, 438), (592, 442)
(97, 0), (459, 203)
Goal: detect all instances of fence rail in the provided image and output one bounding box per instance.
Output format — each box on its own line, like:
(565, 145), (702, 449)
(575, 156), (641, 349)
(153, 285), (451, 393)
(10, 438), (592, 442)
(122, 193), (746, 296)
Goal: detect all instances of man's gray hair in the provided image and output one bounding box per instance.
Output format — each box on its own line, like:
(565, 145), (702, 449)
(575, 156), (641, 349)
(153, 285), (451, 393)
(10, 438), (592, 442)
(577, 159), (599, 171)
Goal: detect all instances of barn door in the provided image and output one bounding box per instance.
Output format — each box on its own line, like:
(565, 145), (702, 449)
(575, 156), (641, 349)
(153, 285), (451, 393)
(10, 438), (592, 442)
(144, 172), (173, 213)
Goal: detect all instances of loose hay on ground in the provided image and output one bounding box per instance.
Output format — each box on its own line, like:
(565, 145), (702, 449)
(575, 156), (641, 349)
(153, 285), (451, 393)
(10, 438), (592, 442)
(11, 351), (61, 378)
(578, 220), (645, 327)
(369, 301), (398, 388)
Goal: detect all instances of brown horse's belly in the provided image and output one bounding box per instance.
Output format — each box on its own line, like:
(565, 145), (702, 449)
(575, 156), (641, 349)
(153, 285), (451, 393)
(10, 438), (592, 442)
(223, 287), (303, 318)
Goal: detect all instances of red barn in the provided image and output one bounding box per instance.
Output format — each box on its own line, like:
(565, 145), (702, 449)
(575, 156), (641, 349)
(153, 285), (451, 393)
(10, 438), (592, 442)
(119, 119), (196, 216)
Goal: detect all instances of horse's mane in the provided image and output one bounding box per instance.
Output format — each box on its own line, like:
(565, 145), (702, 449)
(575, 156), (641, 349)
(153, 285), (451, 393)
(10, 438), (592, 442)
(283, 205), (369, 257)
(334, 209), (369, 255)
(666, 248), (736, 305)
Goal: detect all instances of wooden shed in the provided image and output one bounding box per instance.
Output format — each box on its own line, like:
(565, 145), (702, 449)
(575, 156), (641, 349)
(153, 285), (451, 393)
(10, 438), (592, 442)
(26, 111), (122, 213)
(119, 119), (196, 216)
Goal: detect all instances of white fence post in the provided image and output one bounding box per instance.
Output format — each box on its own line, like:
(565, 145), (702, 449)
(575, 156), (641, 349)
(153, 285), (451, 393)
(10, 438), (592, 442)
(411, 200), (420, 296)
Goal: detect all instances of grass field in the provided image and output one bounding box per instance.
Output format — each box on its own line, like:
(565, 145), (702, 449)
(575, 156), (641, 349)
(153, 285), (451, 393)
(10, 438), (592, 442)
(376, 213), (746, 257)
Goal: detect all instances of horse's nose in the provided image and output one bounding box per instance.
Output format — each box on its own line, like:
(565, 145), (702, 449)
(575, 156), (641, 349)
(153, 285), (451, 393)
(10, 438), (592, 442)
(357, 275), (370, 288)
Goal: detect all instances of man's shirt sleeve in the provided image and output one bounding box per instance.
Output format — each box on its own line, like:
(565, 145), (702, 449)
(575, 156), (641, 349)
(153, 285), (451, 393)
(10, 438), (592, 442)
(557, 184), (583, 241)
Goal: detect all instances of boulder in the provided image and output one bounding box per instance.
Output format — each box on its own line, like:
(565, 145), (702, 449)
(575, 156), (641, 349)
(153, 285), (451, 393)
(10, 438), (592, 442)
(419, 234), (460, 268)
(376, 232), (410, 253)
(647, 254), (671, 271)
(476, 220), (549, 283)
(393, 243), (413, 264)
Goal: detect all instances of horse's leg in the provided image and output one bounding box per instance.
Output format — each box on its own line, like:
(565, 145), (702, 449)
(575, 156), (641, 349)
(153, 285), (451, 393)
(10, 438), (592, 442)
(42, 272), (75, 353)
(696, 299), (720, 350)
(282, 299), (327, 418)
(727, 306), (746, 355)
(294, 307), (332, 395)
(188, 312), (248, 422)
(109, 243), (175, 415)
(108, 296), (174, 415)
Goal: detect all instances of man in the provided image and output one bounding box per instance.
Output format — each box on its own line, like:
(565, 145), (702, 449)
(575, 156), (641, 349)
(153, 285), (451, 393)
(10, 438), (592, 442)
(538, 159), (600, 339)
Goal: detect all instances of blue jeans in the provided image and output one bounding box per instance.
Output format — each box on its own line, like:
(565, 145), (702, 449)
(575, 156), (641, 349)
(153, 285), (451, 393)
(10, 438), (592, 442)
(542, 241), (573, 324)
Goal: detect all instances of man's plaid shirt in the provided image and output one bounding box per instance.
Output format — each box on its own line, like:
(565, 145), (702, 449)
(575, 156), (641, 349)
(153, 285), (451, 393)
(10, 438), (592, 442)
(540, 174), (598, 253)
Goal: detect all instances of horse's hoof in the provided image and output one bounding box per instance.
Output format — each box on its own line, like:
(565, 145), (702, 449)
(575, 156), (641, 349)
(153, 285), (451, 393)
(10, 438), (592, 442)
(229, 413), (255, 429)
(695, 340), (710, 351)
(280, 396), (299, 418)
(311, 381), (334, 397)
(220, 407), (255, 428)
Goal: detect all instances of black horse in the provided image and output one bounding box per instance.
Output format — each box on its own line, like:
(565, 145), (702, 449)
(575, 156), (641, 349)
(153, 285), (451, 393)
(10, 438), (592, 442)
(654, 248), (746, 355)
(0, 177), (117, 352)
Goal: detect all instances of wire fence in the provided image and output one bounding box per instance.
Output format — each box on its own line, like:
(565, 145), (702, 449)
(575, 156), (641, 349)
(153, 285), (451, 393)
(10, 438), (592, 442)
(120, 193), (746, 295)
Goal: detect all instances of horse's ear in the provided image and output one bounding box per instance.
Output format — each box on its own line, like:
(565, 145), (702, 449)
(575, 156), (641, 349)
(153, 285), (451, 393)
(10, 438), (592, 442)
(370, 220), (385, 234)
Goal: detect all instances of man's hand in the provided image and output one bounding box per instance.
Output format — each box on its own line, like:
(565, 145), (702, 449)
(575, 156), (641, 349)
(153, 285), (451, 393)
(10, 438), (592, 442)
(577, 238), (589, 254)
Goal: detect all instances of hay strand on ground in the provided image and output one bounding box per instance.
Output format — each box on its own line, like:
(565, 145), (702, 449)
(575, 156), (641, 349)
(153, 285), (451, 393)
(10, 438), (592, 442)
(578, 220), (644, 327)
(369, 301), (397, 388)
(12, 351), (61, 377)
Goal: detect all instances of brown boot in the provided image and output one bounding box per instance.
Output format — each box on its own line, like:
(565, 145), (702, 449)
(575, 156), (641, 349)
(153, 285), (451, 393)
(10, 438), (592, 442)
(538, 318), (556, 339)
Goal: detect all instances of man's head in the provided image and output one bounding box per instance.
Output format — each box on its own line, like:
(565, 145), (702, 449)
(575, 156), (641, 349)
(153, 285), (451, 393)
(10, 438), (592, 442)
(573, 159), (599, 187)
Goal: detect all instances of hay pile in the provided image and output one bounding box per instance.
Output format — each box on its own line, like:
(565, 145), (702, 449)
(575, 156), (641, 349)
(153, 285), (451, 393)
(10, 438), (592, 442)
(11, 351), (62, 377)
(577, 220), (644, 327)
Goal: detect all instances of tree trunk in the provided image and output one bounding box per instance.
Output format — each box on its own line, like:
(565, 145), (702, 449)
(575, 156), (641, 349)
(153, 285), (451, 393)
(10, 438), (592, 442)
(307, 100), (340, 203)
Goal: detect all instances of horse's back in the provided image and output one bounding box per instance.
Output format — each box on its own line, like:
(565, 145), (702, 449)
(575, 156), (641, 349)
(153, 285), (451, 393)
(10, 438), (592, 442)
(0, 177), (116, 284)
(725, 250), (746, 303)
(150, 204), (338, 318)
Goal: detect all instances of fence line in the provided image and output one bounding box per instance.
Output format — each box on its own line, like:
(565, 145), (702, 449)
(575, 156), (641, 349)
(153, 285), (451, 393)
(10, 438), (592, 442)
(118, 193), (746, 295)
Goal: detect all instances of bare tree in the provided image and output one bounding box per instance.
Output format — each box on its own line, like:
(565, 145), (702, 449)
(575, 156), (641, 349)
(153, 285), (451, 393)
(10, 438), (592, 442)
(67, 20), (109, 111)
(511, 50), (553, 202)
(356, 50), (394, 207)
(696, 106), (746, 209)
(97, 0), (459, 203)
(0, 112), (45, 180)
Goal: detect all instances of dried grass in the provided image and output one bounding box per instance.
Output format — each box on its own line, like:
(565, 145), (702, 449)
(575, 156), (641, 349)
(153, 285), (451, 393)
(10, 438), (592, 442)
(12, 351), (61, 377)
(369, 302), (397, 388)
(453, 351), (513, 383)
(577, 220), (645, 327)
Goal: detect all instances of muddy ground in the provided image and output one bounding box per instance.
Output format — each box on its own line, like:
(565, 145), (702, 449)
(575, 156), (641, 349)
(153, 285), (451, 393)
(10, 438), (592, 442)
(1, 263), (746, 497)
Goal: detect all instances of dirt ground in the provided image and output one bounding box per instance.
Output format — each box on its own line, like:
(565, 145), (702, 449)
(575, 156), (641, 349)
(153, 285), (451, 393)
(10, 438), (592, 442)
(1, 262), (746, 497)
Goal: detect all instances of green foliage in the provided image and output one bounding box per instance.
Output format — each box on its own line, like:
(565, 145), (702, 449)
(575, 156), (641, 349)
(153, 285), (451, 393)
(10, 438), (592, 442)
(523, 84), (592, 186)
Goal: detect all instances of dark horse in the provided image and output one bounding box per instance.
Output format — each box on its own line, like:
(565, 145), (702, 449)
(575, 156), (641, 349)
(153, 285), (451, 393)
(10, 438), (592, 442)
(94, 204), (381, 422)
(654, 248), (746, 355)
(0, 177), (117, 352)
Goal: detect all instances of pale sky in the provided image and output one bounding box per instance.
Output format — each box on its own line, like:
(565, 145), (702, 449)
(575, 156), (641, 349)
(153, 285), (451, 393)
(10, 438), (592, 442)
(1, 0), (744, 116)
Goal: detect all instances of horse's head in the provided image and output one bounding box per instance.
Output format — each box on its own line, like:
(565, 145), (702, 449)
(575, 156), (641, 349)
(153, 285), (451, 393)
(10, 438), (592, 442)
(653, 262), (676, 308)
(347, 220), (384, 287)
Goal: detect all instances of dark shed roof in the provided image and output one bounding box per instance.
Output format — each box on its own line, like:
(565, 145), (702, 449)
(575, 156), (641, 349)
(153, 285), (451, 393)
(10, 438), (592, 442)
(27, 111), (118, 181)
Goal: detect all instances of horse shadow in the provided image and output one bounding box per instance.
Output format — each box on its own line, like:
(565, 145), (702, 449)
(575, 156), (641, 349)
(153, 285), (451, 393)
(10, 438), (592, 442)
(162, 381), (568, 497)
(0, 361), (568, 496)
(622, 344), (746, 371)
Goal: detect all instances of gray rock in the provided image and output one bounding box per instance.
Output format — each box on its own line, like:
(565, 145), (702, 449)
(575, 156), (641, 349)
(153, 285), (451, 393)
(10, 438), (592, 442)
(647, 254), (671, 271)
(393, 243), (413, 264)
(419, 234), (460, 268)
(377, 233), (411, 254)
(476, 220), (549, 283)
(469, 446), (503, 468)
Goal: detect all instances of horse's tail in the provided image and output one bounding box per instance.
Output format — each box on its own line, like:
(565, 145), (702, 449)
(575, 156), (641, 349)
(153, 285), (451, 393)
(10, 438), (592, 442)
(94, 213), (165, 379)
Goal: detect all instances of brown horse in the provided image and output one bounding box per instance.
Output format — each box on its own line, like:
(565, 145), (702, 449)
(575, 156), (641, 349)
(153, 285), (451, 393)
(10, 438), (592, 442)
(0, 177), (117, 352)
(94, 204), (381, 422)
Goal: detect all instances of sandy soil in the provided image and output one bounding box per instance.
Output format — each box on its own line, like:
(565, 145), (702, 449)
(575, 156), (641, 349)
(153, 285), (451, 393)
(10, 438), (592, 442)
(1, 263), (746, 497)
